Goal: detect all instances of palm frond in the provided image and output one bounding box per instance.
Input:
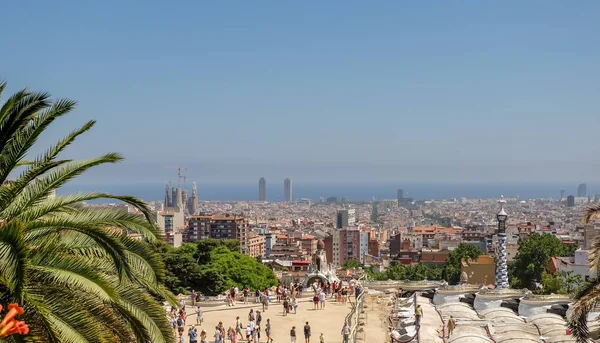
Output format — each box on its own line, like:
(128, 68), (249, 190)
(28, 256), (118, 301)
(0, 118), (93, 213)
(0, 220), (27, 301)
(584, 204), (600, 225)
(17, 192), (156, 234)
(1, 153), (122, 219)
(0, 91), (54, 180)
(568, 278), (600, 342)
(23, 222), (130, 279)
(0, 83), (173, 342)
(114, 284), (175, 343)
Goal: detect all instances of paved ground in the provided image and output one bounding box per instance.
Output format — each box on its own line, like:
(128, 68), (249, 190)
(416, 295), (444, 343)
(184, 295), (354, 342)
(360, 294), (392, 343)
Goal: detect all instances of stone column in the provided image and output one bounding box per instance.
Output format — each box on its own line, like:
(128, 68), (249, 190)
(495, 232), (508, 288)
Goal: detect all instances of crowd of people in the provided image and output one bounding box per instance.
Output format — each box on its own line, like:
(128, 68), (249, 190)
(167, 278), (360, 343)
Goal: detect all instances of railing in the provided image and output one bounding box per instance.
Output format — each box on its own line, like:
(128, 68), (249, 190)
(344, 275), (367, 343)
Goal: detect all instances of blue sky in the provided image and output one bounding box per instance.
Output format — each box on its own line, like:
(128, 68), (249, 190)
(1, 1), (599, 184)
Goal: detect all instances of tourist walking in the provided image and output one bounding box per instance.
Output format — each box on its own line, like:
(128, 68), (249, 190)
(188, 326), (198, 343)
(243, 287), (249, 304)
(447, 315), (456, 337)
(246, 323), (252, 343)
(319, 289), (326, 309)
(283, 297), (289, 316)
(415, 304), (423, 327)
(248, 309), (255, 322)
(261, 292), (269, 311)
(304, 322), (311, 343)
(215, 325), (223, 343)
(200, 329), (207, 343)
(256, 310), (262, 327)
(227, 327), (237, 343)
(319, 333), (324, 343)
(191, 290), (197, 306)
(229, 287), (236, 306)
(195, 305), (203, 325)
(235, 316), (244, 339)
(265, 319), (273, 343)
(341, 322), (350, 343)
(255, 289), (261, 303)
(292, 297), (298, 314)
(176, 316), (185, 336)
(290, 326), (297, 343)
(253, 325), (260, 343)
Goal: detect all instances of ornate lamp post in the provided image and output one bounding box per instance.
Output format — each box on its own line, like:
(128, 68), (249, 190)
(495, 196), (509, 289)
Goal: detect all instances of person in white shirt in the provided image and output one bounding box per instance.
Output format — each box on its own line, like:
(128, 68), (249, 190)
(214, 326), (222, 343)
(246, 323), (253, 342)
(341, 322), (350, 343)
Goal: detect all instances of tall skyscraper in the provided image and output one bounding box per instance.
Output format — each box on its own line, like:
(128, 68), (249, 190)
(188, 182), (199, 215)
(560, 189), (565, 201)
(164, 183), (171, 207)
(181, 189), (188, 213)
(284, 178), (292, 202)
(397, 189), (404, 203)
(175, 187), (182, 209)
(171, 187), (177, 208)
(567, 195), (575, 207)
(336, 208), (356, 229)
(259, 177), (266, 201)
(370, 202), (378, 223)
(578, 183), (587, 197)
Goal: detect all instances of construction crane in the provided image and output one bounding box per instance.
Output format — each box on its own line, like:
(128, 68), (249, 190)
(162, 166), (187, 188)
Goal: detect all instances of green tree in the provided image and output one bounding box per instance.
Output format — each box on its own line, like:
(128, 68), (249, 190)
(342, 259), (362, 270)
(540, 271), (564, 294)
(195, 239), (239, 264)
(510, 233), (575, 289)
(208, 246), (278, 293)
(160, 244), (205, 294)
(0, 83), (175, 342)
(159, 242), (278, 295)
(443, 243), (483, 284)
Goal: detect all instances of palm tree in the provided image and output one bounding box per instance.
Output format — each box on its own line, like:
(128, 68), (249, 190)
(568, 204), (600, 342)
(0, 81), (176, 342)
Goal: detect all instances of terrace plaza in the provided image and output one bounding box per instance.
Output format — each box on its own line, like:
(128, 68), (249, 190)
(185, 296), (356, 342)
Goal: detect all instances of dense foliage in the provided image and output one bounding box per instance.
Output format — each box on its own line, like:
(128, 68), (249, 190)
(0, 82), (175, 343)
(442, 243), (483, 284)
(342, 259), (362, 270)
(158, 239), (278, 295)
(510, 233), (576, 289)
(540, 270), (586, 295)
(367, 262), (443, 281)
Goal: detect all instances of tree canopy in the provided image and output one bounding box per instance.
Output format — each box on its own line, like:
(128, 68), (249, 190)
(367, 262), (443, 281)
(510, 233), (576, 289)
(342, 259), (362, 270)
(442, 243), (483, 284)
(0, 82), (175, 342)
(158, 239), (278, 295)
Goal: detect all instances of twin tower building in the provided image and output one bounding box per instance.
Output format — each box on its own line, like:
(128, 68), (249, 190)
(259, 177), (292, 202)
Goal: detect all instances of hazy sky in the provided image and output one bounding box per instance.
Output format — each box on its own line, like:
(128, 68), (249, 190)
(1, 1), (599, 184)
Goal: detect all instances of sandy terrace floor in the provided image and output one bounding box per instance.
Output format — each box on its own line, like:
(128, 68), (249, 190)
(183, 296), (354, 342)
(359, 295), (394, 343)
(416, 295), (444, 343)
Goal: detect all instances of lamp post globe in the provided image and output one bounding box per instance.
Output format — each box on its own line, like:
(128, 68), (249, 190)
(497, 196), (508, 233)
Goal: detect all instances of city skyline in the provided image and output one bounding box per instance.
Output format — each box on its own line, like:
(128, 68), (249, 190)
(2, 2), (599, 183)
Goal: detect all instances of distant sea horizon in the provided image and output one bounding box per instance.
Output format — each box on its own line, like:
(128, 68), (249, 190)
(56, 182), (599, 204)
